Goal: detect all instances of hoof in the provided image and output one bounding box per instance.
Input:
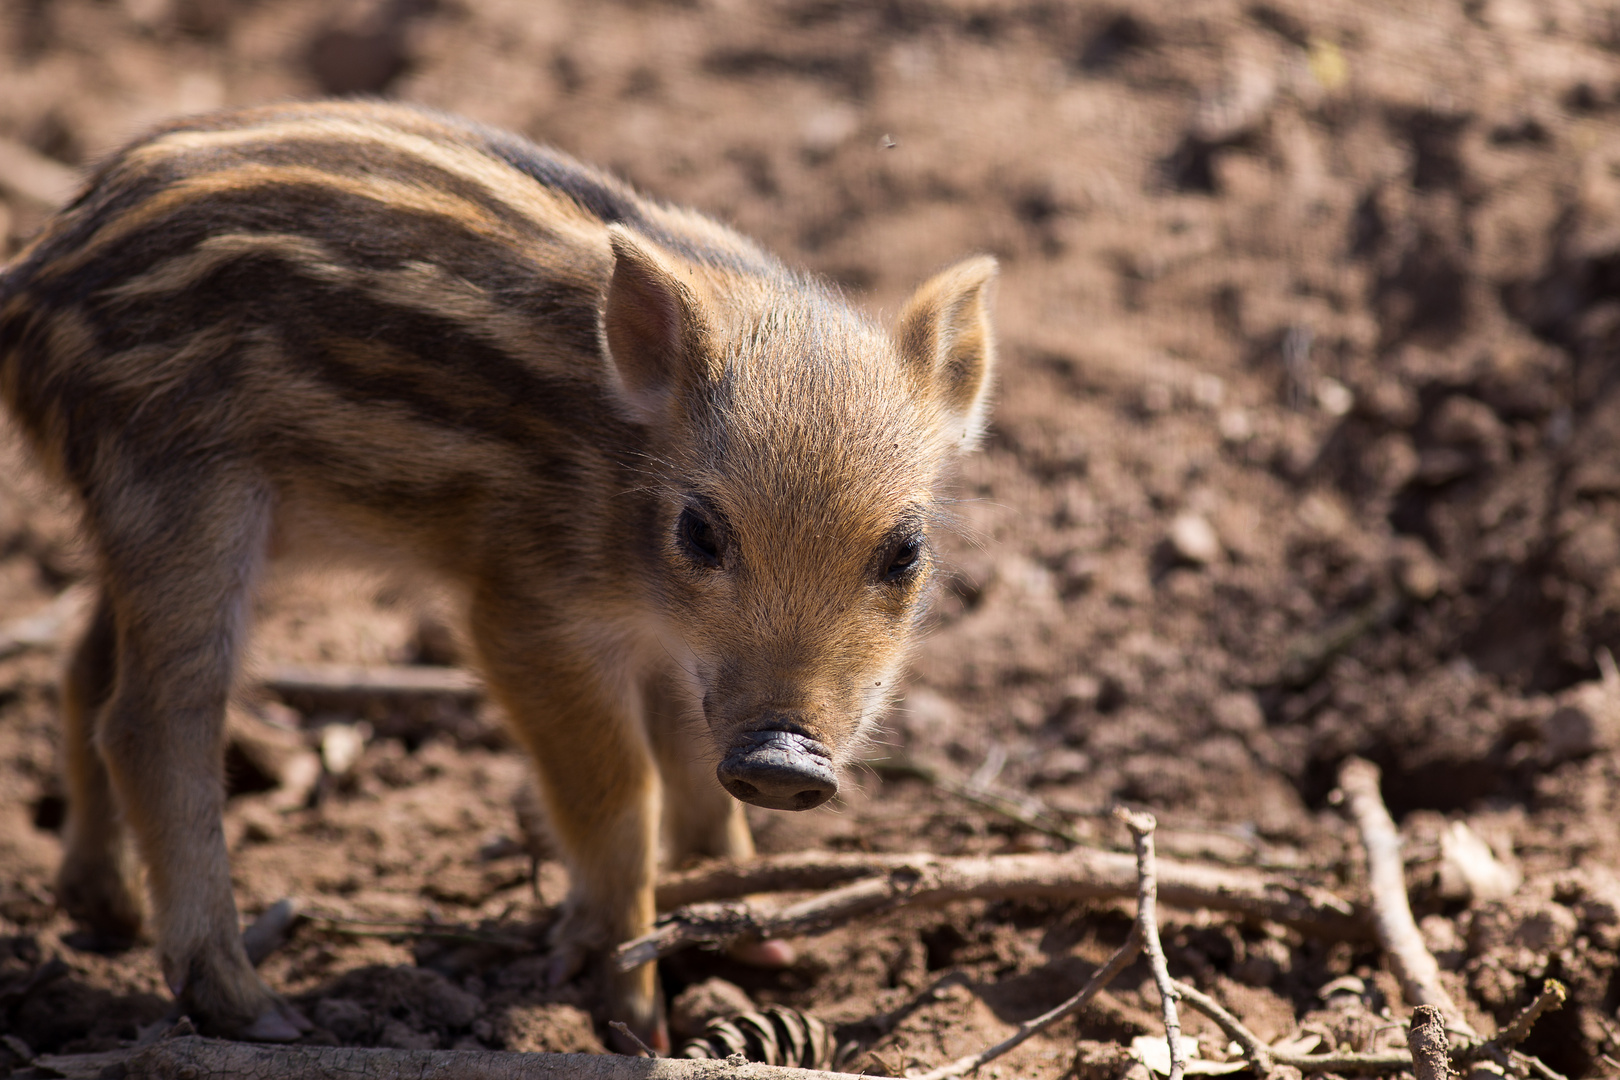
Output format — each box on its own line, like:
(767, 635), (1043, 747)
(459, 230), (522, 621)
(241, 1001), (311, 1043)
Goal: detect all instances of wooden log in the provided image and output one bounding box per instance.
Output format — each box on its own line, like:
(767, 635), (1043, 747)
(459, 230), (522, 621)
(35, 1035), (858, 1080)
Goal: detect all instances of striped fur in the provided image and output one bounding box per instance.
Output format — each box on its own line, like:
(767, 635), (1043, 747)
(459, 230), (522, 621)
(0, 100), (996, 1047)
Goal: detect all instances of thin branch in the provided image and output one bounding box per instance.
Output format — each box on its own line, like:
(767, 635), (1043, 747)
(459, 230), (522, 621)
(0, 600), (489, 705)
(1117, 809), (1184, 1080)
(907, 923), (1144, 1080)
(656, 851), (917, 908)
(631, 849), (1361, 967)
(1490, 980), (1567, 1052)
(1174, 980), (1416, 1075)
(1169, 981), (1273, 1077)
(609, 1022), (659, 1059)
(1337, 757), (1475, 1037)
(1407, 1005), (1449, 1080)
(1514, 1049), (1572, 1080)
(1175, 976), (1570, 1078)
(260, 662), (483, 699)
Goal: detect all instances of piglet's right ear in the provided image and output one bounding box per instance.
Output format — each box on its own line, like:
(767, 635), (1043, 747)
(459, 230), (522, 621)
(894, 255), (998, 452)
(602, 225), (714, 421)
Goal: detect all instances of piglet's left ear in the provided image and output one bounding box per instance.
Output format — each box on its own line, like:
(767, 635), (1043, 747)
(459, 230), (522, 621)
(894, 255), (998, 451)
(601, 224), (716, 423)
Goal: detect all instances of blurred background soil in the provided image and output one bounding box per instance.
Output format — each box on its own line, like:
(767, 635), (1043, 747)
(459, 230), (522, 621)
(5, 0), (1620, 1076)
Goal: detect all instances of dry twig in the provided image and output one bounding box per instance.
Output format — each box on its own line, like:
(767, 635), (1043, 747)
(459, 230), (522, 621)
(261, 662), (483, 699)
(900, 808), (1211, 1079)
(1116, 809), (1184, 1080)
(907, 923), (1143, 1080)
(629, 848), (1360, 967)
(1176, 978), (1570, 1079)
(1174, 979), (1423, 1075)
(1169, 981), (1274, 1076)
(1337, 757), (1475, 1037)
(1489, 980), (1566, 1052)
(0, 598), (487, 707)
(610, 1022), (660, 1059)
(1407, 1005), (1450, 1080)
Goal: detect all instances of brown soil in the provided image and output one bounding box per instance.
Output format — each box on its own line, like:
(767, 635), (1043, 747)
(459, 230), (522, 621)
(4, 1), (1620, 1076)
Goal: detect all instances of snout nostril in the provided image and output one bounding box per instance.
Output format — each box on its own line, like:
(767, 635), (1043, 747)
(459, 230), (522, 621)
(717, 728), (837, 812)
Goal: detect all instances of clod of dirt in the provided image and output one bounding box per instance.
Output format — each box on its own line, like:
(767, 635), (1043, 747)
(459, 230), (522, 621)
(1540, 678), (1620, 763)
(669, 977), (754, 1042)
(305, 0), (429, 95)
(302, 966), (483, 1049)
(1072, 1041), (1139, 1080)
(1464, 897), (1579, 983)
(493, 1002), (604, 1054)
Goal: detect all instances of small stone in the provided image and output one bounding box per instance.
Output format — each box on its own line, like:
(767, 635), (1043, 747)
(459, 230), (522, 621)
(1394, 539), (1444, 600)
(1059, 674), (1102, 712)
(1436, 821), (1520, 902)
(1315, 376), (1354, 417)
(1169, 513), (1221, 565)
(320, 722), (369, 777)
(1217, 408), (1252, 443)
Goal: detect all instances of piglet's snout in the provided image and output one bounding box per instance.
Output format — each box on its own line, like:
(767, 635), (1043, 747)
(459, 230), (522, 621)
(718, 728), (837, 811)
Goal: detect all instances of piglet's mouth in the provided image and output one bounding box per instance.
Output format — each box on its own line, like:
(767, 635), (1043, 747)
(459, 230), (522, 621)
(717, 729), (837, 811)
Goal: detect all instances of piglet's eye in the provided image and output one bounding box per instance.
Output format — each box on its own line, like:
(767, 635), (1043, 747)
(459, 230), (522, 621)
(678, 506), (722, 566)
(884, 536), (924, 581)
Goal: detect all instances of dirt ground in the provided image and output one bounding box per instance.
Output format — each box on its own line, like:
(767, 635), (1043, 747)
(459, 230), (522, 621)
(4, 0), (1620, 1076)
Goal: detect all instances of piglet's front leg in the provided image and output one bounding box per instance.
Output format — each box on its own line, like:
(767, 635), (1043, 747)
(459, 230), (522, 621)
(468, 589), (665, 1052)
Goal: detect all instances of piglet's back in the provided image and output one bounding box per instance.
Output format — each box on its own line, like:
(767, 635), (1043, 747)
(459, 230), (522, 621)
(0, 101), (780, 534)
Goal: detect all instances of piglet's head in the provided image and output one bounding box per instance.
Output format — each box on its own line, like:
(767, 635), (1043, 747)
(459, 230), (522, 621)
(601, 224), (997, 812)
